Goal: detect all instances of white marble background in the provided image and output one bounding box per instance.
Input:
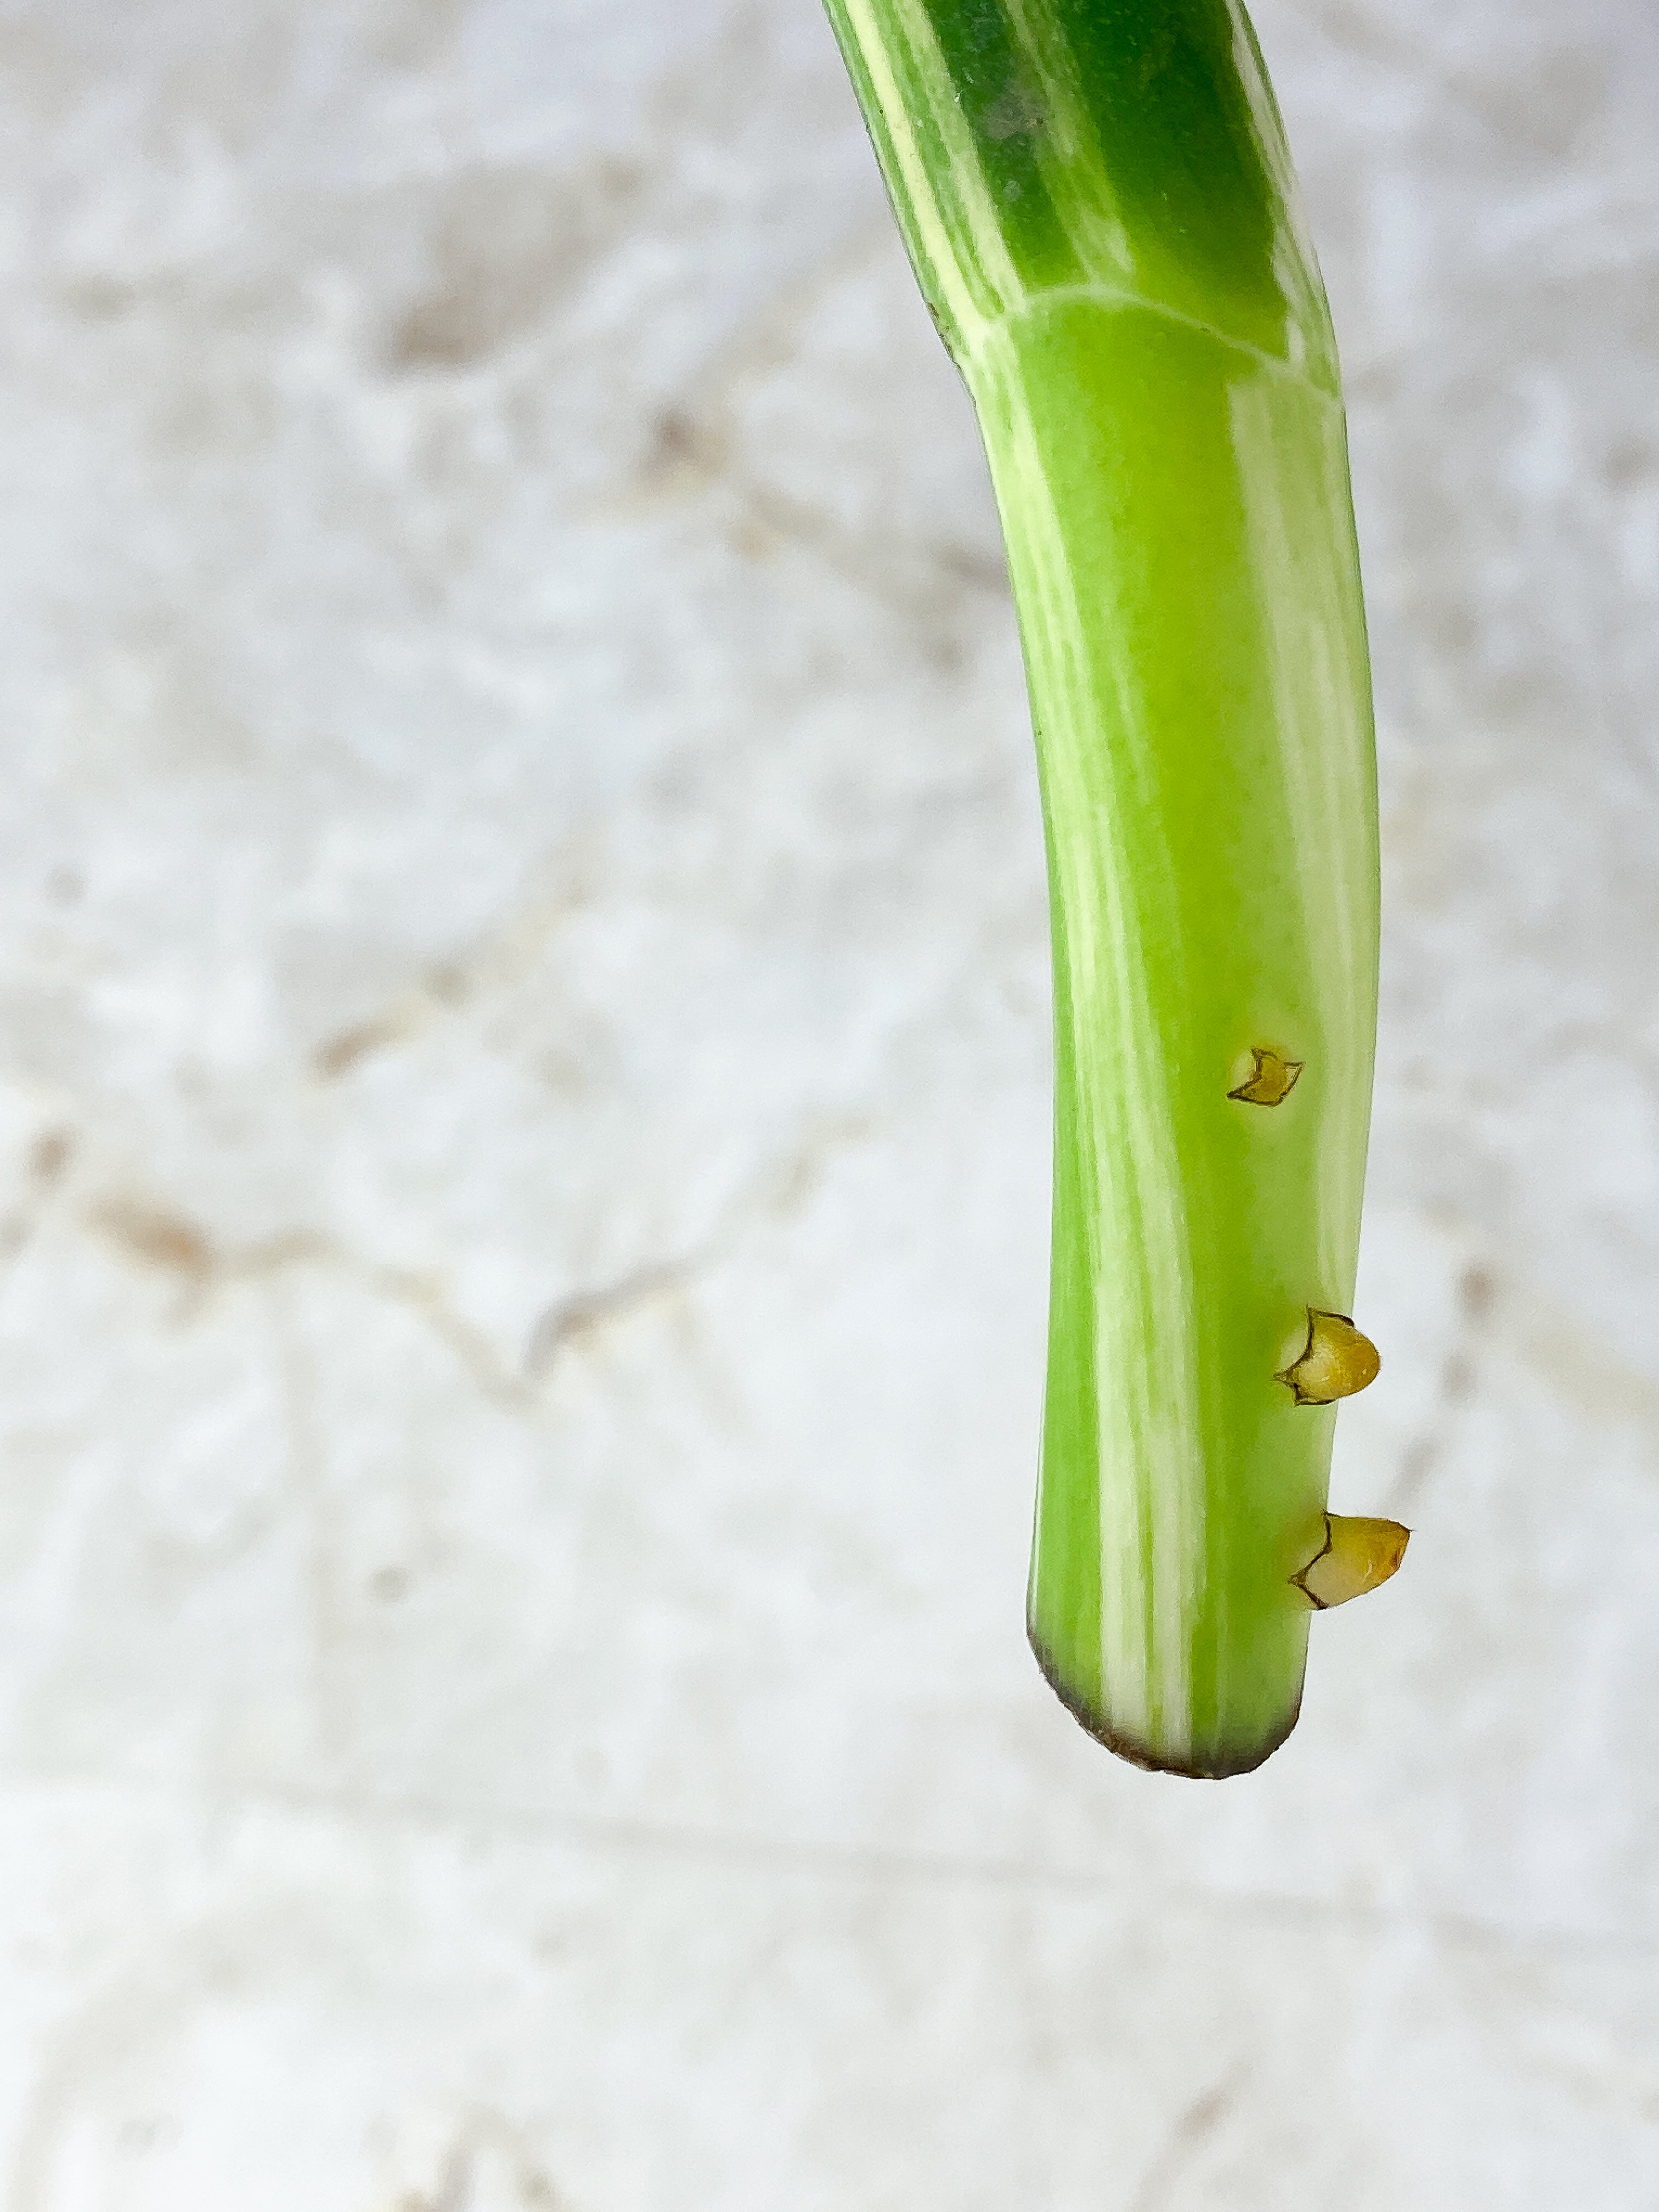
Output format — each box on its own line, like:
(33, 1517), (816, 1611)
(0, 0), (1655, 2204)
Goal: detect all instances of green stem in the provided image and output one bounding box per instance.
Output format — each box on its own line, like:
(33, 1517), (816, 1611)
(824, 0), (1381, 1775)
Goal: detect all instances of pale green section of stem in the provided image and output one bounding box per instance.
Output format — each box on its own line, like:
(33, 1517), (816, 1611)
(969, 302), (1376, 1772)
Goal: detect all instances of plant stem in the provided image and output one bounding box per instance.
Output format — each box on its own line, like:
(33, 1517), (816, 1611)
(823, 0), (1387, 1775)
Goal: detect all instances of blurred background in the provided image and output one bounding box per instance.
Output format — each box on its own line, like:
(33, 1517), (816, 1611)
(0, 0), (1655, 2204)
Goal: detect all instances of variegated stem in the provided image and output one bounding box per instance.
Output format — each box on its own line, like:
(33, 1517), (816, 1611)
(823, 0), (1382, 1774)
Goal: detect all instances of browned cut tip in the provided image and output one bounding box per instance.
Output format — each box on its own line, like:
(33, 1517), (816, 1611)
(1277, 1309), (1380, 1404)
(1293, 1513), (1410, 1609)
(1228, 1046), (1304, 1107)
(1026, 1628), (1302, 1779)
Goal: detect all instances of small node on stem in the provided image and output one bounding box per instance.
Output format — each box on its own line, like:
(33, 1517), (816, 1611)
(1276, 1309), (1380, 1404)
(1293, 1513), (1410, 1609)
(1228, 1047), (1303, 1107)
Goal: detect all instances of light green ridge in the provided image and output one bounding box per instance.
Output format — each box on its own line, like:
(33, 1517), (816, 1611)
(822, 0), (1380, 1775)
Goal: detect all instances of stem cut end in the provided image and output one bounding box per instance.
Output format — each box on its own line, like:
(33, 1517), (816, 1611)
(1293, 1513), (1409, 1609)
(1277, 1309), (1379, 1404)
